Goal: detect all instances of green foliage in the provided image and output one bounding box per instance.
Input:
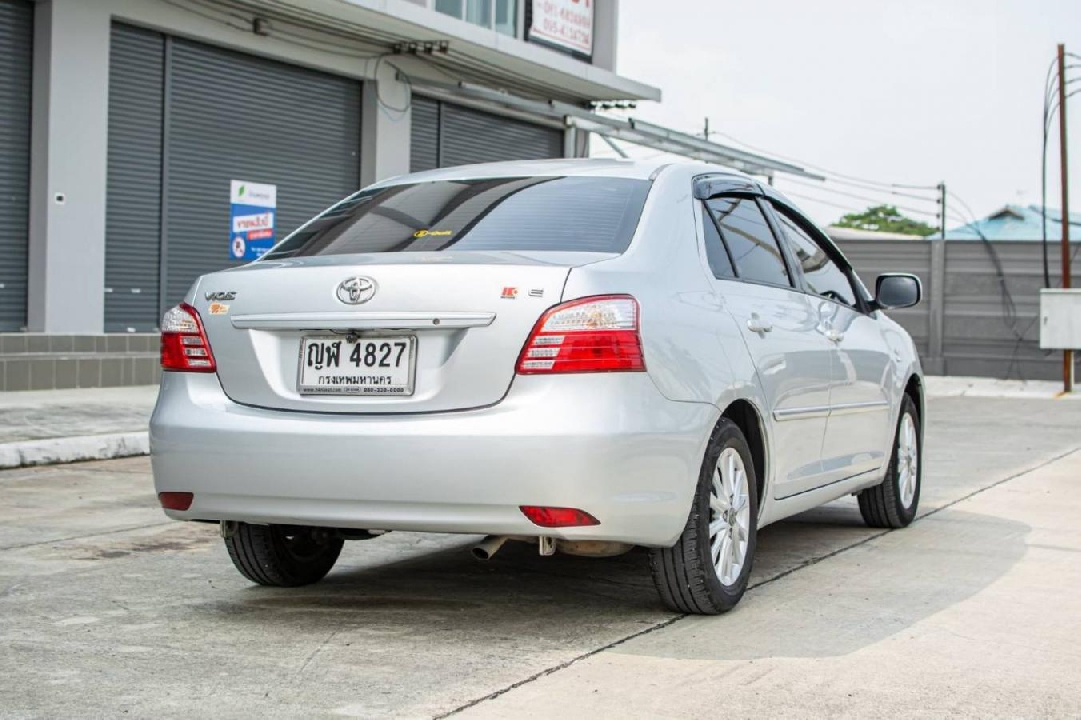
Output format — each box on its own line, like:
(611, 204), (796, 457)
(834, 205), (937, 237)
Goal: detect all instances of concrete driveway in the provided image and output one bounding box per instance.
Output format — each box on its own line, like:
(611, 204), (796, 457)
(1, 396), (1080, 718)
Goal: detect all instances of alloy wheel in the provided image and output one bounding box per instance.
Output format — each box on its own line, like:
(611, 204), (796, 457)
(709, 447), (751, 586)
(897, 412), (919, 508)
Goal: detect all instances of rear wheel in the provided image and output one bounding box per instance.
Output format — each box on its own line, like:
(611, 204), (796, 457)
(650, 419), (758, 615)
(224, 523), (343, 587)
(858, 395), (921, 528)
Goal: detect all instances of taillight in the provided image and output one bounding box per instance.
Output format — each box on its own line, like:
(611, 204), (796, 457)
(160, 303), (216, 372)
(520, 506), (600, 528)
(516, 295), (645, 374)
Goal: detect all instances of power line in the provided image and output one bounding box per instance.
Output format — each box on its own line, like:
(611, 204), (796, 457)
(698, 127), (939, 191)
(780, 177), (940, 216)
(780, 190), (878, 215)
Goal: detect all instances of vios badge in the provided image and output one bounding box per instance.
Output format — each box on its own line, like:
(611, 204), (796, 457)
(336, 276), (377, 305)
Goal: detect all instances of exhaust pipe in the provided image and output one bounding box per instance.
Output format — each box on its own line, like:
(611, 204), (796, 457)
(472, 535), (509, 561)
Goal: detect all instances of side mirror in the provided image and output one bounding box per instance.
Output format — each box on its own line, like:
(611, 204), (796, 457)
(874, 273), (922, 310)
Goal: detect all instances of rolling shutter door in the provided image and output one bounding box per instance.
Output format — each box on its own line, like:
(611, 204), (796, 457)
(441, 102), (562, 167)
(164, 38), (361, 307)
(104, 24), (164, 331)
(0, 0), (32, 331)
(410, 96), (439, 173)
(409, 97), (562, 171)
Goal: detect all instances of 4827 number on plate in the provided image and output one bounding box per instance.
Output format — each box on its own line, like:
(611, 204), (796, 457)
(298, 335), (415, 395)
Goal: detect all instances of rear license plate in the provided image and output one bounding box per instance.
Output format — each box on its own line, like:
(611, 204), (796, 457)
(298, 335), (416, 396)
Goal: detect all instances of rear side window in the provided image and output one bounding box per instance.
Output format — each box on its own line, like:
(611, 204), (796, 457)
(770, 204), (857, 307)
(263, 176), (651, 259)
(700, 204), (735, 278)
(705, 196), (792, 288)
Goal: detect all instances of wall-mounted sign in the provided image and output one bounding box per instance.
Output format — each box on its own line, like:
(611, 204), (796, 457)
(528, 0), (593, 57)
(229, 180), (277, 261)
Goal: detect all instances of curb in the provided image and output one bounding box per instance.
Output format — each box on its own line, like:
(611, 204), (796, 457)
(0, 432), (149, 470)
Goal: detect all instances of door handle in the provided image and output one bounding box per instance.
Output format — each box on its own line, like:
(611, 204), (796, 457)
(747, 316), (773, 334)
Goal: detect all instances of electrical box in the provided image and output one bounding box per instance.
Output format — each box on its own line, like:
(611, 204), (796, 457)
(1039, 289), (1081, 350)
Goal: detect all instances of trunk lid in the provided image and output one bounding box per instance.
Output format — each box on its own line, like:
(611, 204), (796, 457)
(192, 251), (608, 413)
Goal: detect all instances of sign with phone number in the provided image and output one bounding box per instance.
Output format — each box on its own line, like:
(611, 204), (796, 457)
(530, 0), (593, 56)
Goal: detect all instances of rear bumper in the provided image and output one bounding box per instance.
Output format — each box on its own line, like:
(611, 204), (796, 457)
(149, 373), (716, 547)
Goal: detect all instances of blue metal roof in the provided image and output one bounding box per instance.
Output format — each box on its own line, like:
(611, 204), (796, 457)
(945, 204), (1081, 240)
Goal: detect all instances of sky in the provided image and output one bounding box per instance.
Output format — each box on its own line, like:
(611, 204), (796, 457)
(592, 0), (1081, 230)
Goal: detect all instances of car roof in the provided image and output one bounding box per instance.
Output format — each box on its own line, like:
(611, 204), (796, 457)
(373, 158), (755, 186)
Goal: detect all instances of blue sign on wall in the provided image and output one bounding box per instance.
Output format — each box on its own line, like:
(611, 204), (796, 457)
(229, 180), (277, 261)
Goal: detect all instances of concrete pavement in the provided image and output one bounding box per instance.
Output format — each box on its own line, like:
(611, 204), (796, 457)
(0, 386), (156, 468)
(1, 396), (1080, 717)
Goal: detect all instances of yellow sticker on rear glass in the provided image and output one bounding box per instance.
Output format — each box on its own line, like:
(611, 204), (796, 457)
(413, 229), (453, 238)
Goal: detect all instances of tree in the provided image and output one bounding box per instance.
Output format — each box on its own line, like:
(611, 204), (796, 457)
(834, 205), (937, 237)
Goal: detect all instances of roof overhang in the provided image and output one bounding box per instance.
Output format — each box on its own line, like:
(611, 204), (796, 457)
(219, 0), (660, 103)
(407, 77), (821, 179)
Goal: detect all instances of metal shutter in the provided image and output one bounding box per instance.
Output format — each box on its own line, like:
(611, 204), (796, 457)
(104, 24), (164, 331)
(440, 101), (562, 167)
(409, 96), (563, 171)
(164, 38), (361, 307)
(409, 96), (439, 172)
(0, 0), (32, 331)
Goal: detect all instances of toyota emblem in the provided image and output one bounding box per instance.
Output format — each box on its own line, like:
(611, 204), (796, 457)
(336, 276), (377, 305)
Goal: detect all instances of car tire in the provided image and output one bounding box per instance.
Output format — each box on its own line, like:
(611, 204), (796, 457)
(858, 395), (921, 529)
(650, 418), (758, 615)
(224, 523), (344, 587)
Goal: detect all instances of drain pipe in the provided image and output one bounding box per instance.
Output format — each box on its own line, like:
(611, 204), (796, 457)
(472, 535), (509, 560)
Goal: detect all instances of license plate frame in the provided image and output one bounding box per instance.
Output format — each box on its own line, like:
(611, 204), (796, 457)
(297, 334), (417, 396)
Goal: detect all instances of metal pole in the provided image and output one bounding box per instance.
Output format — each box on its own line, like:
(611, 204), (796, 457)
(1058, 44), (1074, 392)
(937, 182), (946, 239)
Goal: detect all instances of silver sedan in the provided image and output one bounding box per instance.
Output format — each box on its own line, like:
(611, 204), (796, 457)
(150, 159), (924, 614)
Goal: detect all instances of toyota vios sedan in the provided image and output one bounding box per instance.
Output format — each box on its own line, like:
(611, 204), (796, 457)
(151, 159), (924, 614)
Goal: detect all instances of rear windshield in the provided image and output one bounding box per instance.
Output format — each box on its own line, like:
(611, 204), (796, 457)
(262, 176), (650, 259)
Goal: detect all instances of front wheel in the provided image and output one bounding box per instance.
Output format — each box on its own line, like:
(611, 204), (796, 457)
(650, 419), (758, 615)
(858, 395), (922, 528)
(224, 523), (344, 587)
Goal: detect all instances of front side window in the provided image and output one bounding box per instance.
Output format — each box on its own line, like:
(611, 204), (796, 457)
(263, 176), (651, 259)
(705, 196), (792, 288)
(771, 204), (857, 307)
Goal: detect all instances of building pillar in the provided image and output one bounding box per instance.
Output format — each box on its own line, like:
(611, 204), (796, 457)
(360, 72), (412, 187)
(27, 0), (111, 333)
(591, 0), (619, 72)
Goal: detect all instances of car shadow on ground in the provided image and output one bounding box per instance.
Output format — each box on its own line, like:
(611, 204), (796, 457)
(206, 509), (865, 624)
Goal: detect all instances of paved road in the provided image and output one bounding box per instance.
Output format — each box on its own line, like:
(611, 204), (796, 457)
(1, 397), (1080, 717)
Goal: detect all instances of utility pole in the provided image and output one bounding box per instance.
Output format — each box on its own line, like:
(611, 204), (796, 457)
(703, 117), (710, 140)
(1057, 43), (1074, 392)
(937, 182), (947, 239)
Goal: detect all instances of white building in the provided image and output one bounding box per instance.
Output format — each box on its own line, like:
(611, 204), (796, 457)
(0, 0), (807, 389)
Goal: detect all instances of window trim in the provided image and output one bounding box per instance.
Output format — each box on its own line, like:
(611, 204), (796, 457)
(762, 198), (873, 314)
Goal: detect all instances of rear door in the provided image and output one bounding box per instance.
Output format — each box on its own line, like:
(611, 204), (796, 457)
(697, 194), (835, 497)
(766, 200), (894, 484)
(194, 175), (651, 414)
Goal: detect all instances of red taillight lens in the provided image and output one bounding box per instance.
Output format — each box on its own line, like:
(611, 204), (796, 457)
(520, 506), (600, 528)
(516, 295), (645, 374)
(158, 492), (193, 511)
(160, 303), (216, 372)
